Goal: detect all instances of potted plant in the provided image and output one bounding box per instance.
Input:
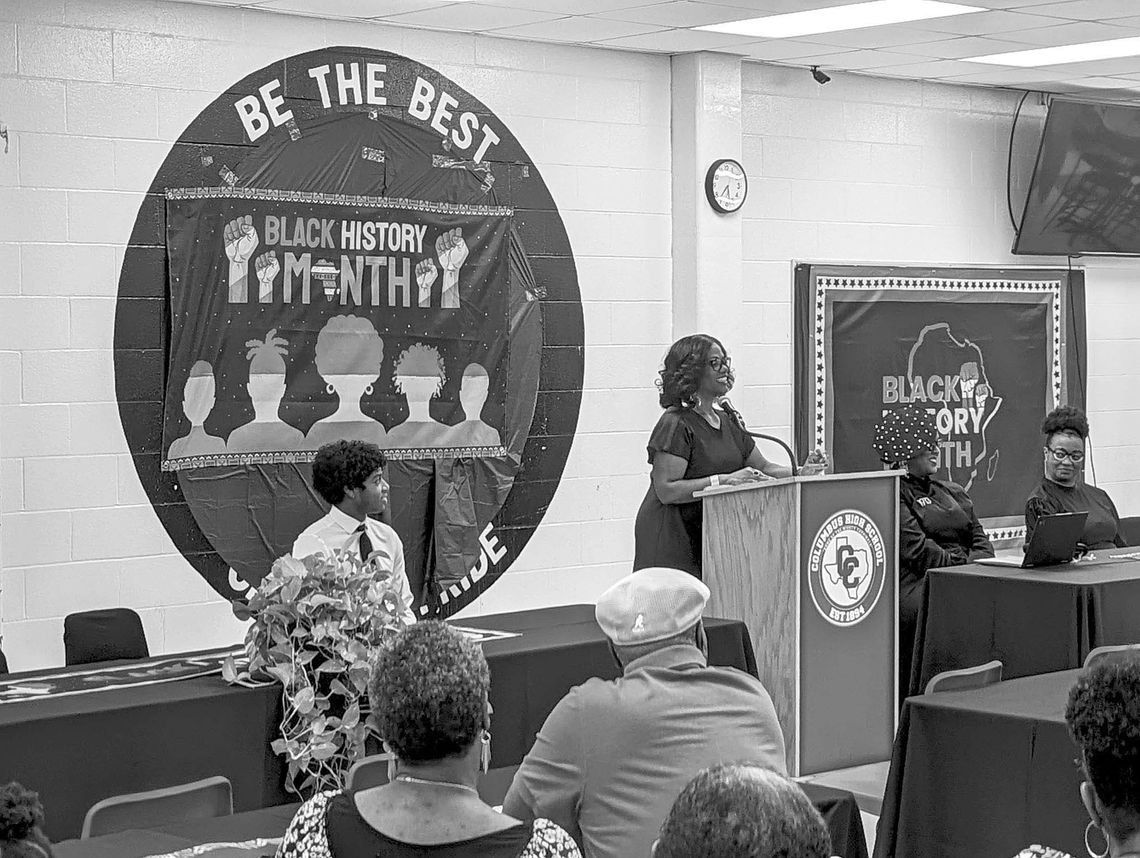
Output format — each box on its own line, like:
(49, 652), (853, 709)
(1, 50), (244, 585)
(223, 548), (407, 797)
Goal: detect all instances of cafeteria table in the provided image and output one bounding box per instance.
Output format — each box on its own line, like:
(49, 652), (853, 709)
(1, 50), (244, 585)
(909, 550), (1140, 696)
(875, 669), (1086, 858)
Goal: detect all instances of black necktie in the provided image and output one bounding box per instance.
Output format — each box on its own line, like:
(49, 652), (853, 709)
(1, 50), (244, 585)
(356, 523), (373, 562)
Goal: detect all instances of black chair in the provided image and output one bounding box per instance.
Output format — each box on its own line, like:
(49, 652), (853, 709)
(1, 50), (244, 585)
(0, 647), (8, 674)
(1119, 515), (1140, 547)
(64, 608), (149, 666)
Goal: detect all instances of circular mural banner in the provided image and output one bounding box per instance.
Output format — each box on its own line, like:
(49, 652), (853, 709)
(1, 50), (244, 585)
(114, 47), (583, 617)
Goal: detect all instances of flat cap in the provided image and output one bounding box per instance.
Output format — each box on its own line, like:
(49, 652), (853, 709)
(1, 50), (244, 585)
(595, 567), (710, 646)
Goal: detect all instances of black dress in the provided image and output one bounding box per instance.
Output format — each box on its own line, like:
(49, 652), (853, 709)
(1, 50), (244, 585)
(898, 474), (994, 695)
(1025, 479), (1125, 550)
(633, 407), (756, 577)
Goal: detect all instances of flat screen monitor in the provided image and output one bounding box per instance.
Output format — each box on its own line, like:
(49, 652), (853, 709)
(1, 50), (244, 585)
(1014, 98), (1140, 256)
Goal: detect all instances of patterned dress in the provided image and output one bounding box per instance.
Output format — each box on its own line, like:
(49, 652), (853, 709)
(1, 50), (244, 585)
(277, 790), (582, 858)
(1013, 846), (1074, 858)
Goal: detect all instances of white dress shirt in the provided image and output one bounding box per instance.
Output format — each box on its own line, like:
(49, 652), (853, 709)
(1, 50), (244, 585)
(292, 504), (416, 625)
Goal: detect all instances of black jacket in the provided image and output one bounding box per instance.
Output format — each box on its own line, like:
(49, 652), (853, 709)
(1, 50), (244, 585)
(899, 474), (993, 585)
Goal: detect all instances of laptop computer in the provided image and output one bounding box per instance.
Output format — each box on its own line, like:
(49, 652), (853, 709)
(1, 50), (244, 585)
(975, 511), (1089, 569)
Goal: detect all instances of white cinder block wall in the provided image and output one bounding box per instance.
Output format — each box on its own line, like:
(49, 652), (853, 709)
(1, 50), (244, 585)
(2, 0), (1139, 670)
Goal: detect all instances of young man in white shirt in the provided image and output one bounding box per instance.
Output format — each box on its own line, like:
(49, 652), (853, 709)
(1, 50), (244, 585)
(292, 440), (416, 625)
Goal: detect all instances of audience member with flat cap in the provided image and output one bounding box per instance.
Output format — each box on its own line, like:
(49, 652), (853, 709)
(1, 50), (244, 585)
(0, 781), (55, 858)
(503, 567), (786, 858)
(1014, 659), (1140, 858)
(277, 622), (581, 858)
(1025, 405), (1126, 552)
(873, 406), (993, 695)
(292, 440), (416, 625)
(654, 763), (830, 858)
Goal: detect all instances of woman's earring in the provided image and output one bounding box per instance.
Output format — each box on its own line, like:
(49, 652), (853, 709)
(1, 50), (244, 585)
(384, 741), (397, 783)
(1085, 821), (1110, 858)
(480, 730), (491, 774)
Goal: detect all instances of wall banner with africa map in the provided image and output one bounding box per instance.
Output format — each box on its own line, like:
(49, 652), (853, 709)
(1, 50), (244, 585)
(794, 265), (1086, 541)
(163, 188), (511, 470)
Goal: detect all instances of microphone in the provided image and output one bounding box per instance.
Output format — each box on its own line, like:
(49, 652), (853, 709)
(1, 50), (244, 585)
(719, 397), (798, 477)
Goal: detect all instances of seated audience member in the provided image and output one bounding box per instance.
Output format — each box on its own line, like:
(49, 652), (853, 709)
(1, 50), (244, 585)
(502, 567), (786, 858)
(277, 622), (580, 858)
(1013, 660), (1140, 858)
(1026, 405), (1125, 551)
(873, 406), (994, 696)
(654, 763), (830, 858)
(0, 781), (55, 858)
(292, 440), (415, 625)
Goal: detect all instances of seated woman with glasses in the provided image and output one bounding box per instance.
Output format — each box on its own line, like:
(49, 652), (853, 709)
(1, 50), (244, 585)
(633, 334), (826, 579)
(1025, 405), (1125, 551)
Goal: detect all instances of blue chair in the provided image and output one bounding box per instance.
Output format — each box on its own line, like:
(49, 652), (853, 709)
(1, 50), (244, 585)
(924, 659), (1003, 695)
(81, 776), (233, 838)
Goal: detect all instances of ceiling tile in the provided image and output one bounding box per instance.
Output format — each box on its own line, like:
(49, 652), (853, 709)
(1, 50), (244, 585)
(483, 0), (648, 11)
(911, 10), (1072, 36)
(790, 24), (962, 50)
(924, 36), (1049, 60)
(728, 38), (856, 61)
(489, 15), (664, 42)
(593, 2), (765, 28)
(1027, 0), (1140, 21)
(869, 58), (1008, 78)
(380, 2), (561, 29)
(1070, 75), (1140, 88)
(257, 0), (449, 17)
(943, 67), (1077, 84)
(814, 48), (935, 70)
(596, 28), (760, 53)
(1032, 56), (1140, 76)
(1002, 21), (1140, 47)
(710, 0), (885, 12)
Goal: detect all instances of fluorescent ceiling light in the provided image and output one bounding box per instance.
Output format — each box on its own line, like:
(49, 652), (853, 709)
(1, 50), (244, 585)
(693, 0), (985, 40)
(965, 37), (1140, 67)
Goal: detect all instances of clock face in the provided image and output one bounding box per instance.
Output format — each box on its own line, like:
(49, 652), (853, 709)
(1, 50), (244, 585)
(707, 159), (747, 213)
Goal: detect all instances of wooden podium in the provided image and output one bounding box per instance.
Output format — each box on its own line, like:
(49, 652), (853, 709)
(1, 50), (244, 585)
(697, 471), (900, 776)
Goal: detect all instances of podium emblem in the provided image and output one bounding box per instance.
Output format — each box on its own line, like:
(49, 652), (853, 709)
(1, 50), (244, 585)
(808, 510), (886, 627)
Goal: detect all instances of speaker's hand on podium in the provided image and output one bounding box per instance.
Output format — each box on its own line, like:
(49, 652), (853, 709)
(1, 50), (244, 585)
(800, 447), (829, 476)
(722, 467), (767, 486)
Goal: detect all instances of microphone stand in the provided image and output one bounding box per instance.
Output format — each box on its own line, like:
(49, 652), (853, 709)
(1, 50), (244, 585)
(719, 398), (798, 477)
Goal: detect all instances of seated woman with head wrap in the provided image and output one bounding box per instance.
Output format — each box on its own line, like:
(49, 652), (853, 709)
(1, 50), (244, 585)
(873, 406), (994, 694)
(1026, 405), (1126, 552)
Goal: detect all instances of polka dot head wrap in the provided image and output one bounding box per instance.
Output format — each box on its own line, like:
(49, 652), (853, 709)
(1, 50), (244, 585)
(872, 406), (939, 465)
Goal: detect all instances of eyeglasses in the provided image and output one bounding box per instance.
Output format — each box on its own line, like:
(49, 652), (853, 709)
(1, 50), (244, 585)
(708, 356), (732, 372)
(1046, 447), (1084, 463)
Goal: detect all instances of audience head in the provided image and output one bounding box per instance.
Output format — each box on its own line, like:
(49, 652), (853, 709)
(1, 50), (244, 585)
(311, 440), (387, 512)
(654, 763), (830, 858)
(369, 621), (490, 765)
(596, 568), (709, 667)
(0, 782), (54, 858)
(658, 334), (732, 409)
(1042, 405), (1088, 487)
(1066, 660), (1140, 853)
(873, 406), (940, 476)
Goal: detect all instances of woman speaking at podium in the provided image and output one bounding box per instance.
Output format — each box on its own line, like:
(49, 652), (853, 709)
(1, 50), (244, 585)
(873, 406), (994, 693)
(633, 334), (824, 579)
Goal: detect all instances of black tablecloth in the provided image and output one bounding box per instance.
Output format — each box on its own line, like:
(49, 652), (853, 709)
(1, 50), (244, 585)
(875, 669), (1085, 858)
(1, 605), (757, 840)
(909, 553), (1140, 696)
(54, 785), (867, 858)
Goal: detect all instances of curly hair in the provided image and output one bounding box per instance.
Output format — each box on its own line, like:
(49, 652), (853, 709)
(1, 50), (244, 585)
(0, 782), (54, 858)
(311, 440), (387, 506)
(368, 621), (490, 764)
(1042, 404), (1089, 443)
(657, 334), (732, 409)
(655, 763), (830, 858)
(313, 315), (384, 379)
(393, 343), (447, 397)
(1066, 661), (1140, 843)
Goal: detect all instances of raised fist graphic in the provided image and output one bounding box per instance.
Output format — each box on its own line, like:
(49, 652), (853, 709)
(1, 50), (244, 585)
(255, 252), (279, 304)
(435, 227), (468, 309)
(415, 258), (438, 309)
(224, 214), (259, 303)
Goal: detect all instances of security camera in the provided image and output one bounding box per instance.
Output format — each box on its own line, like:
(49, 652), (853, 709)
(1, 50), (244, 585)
(811, 66), (831, 85)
